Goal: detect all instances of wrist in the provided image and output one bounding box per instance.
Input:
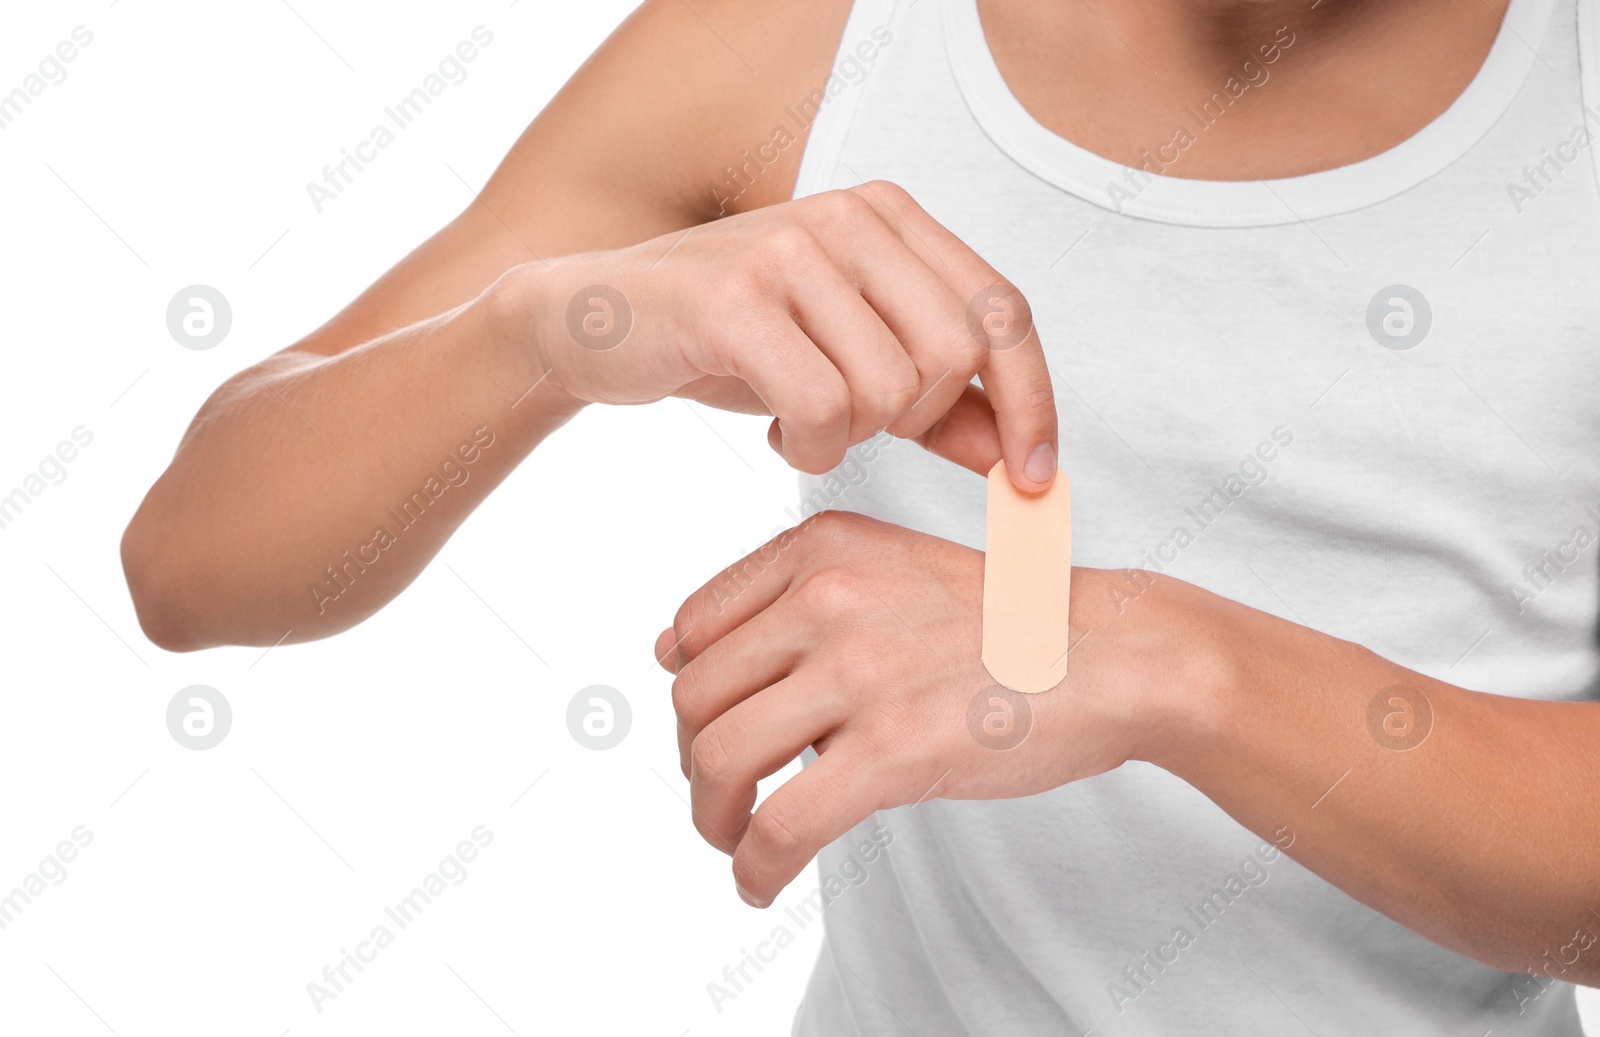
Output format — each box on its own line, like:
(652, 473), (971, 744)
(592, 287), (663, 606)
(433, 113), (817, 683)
(1123, 574), (1244, 773)
(485, 262), (589, 416)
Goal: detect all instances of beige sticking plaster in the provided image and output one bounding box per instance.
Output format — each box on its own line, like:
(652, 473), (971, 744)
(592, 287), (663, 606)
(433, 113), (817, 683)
(982, 459), (1072, 694)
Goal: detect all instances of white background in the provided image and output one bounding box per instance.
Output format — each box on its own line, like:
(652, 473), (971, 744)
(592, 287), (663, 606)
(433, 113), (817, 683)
(0, 2), (815, 1034)
(0, 2), (1594, 1034)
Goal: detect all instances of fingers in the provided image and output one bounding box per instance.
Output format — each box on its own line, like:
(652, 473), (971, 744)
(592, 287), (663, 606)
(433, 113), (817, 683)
(790, 192), (983, 441)
(775, 235), (923, 445)
(730, 746), (881, 908)
(912, 383), (1004, 477)
(721, 303), (854, 474)
(729, 220), (959, 469)
(670, 589), (811, 772)
(653, 624), (685, 674)
(843, 182), (1059, 491)
(972, 283), (1060, 490)
(668, 546), (890, 759)
(661, 511), (882, 671)
(685, 182), (1054, 484)
(687, 671), (842, 855)
(663, 524), (813, 670)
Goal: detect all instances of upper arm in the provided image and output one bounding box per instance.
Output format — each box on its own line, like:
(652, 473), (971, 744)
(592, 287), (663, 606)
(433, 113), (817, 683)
(285, 0), (855, 359)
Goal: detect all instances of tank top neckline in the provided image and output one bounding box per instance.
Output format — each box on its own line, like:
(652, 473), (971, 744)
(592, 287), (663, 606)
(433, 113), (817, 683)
(943, 0), (1559, 227)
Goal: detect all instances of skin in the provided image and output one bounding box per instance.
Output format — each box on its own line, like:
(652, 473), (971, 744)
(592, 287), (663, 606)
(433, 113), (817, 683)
(984, 0), (1513, 179)
(123, 0), (1597, 995)
(120, 0), (1050, 651)
(656, 514), (1600, 986)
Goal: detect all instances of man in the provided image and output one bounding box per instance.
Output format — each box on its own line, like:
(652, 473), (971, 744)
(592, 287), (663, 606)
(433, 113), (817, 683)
(124, 0), (1600, 1032)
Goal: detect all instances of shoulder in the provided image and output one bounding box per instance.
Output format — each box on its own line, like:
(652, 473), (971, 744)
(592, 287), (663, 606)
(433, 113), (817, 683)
(499, 0), (860, 229)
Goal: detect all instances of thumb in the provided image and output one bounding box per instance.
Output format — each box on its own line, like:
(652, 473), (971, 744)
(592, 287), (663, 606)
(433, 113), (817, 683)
(912, 384), (1004, 478)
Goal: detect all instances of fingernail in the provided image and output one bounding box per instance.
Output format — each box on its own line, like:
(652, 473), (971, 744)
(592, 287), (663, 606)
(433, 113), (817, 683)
(1024, 442), (1056, 484)
(736, 883), (763, 908)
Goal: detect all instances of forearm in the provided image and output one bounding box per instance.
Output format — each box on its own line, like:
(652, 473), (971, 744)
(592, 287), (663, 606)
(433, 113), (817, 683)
(122, 268), (585, 650)
(1147, 579), (1600, 983)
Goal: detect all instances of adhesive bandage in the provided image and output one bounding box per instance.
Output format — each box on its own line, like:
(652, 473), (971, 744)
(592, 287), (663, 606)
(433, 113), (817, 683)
(981, 459), (1072, 694)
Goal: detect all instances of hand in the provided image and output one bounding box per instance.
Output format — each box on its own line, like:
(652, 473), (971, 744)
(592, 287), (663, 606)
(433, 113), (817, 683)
(503, 181), (1059, 491)
(653, 510), (1225, 907)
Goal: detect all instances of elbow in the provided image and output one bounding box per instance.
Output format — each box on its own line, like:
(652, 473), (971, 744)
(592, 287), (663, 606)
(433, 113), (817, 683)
(120, 506), (209, 653)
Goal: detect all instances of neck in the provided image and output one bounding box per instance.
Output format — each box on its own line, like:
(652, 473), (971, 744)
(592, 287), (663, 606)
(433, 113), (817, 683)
(1089, 0), (1381, 66)
(982, 0), (1517, 180)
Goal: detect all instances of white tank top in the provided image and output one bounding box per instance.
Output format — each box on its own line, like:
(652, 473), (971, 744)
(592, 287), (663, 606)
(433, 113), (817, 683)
(787, 0), (1600, 1033)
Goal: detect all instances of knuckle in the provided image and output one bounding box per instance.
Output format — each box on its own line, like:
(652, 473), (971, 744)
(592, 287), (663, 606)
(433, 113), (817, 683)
(952, 338), (989, 372)
(796, 566), (863, 614)
(670, 665), (705, 725)
(795, 507), (844, 540)
(860, 179), (912, 207)
(965, 282), (1034, 353)
(883, 367), (922, 416)
(748, 799), (805, 856)
(1017, 382), (1059, 415)
(671, 599), (701, 655)
(689, 725), (737, 786)
(942, 319), (990, 368)
(797, 507), (870, 543)
(757, 223), (819, 267)
(1001, 287), (1035, 327)
(808, 189), (876, 229)
(790, 382), (851, 431)
(792, 448), (848, 477)
(730, 854), (764, 897)
(855, 360), (922, 428)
